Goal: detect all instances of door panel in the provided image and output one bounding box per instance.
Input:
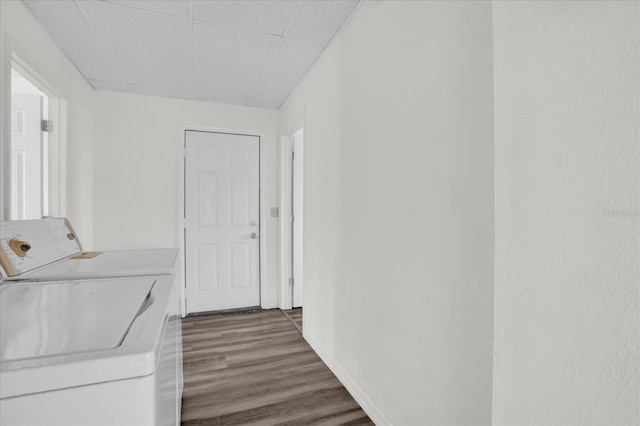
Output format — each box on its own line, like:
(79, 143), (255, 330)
(185, 131), (260, 313)
(197, 172), (218, 227)
(11, 94), (43, 220)
(196, 244), (218, 291)
(231, 172), (251, 226)
(10, 151), (25, 219)
(230, 243), (251, 289)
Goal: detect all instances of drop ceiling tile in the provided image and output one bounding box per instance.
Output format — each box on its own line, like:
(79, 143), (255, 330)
(286, 1), (358, 46)
(254, 39), (323, 109)
(192, 23), (281, 100)
(79, 1), (190, 89)
(102, 0), (189, 18)
(192, 89), (254, 108)
(125, 83), (192, 100)
(89, 79), (126, 92)
(23, 0), (121, 82)
(251, 95), (283, 110)
(191, 0), (299, 36)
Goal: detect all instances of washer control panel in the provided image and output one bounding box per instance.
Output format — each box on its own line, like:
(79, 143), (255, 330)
(0, 218), (82, 277)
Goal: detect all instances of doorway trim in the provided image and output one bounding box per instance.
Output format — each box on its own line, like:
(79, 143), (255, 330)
(178, 124), (267, 318)
(279, 124), (303, 310)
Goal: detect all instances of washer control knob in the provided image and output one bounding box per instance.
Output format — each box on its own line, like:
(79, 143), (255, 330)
(9, 239), (31, 257)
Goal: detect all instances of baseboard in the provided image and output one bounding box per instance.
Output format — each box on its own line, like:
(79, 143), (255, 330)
(304, 333), (391, 426)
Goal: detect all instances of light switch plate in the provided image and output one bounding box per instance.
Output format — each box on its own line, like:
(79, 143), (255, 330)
(270, 207), (279, 218)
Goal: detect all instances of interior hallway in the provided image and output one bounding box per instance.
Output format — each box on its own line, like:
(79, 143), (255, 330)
(181, 309), (371, 425)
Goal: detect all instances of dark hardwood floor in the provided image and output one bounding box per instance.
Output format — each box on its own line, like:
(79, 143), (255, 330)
(181, 309), (373, 426)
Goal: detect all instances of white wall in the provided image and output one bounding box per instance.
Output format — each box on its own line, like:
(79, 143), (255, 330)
(492, 1), (640, 425)
(280, 1), (495, 424)
(90, 91), (281, 308)
(1, 0), (96, 243)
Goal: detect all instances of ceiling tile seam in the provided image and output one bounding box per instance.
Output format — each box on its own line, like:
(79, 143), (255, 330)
(189, 17), (287, 41)
(188, 17), (335, 45)
(74, 0), (127, 92)
(98, 1), (294, 42)
(189, 19), (325, 47)
(250, 38), (286, 107)
(281, 1), (304, 39)
(98, 0), (187, 21)
(97, 1), (324, 47)
(188, 0), (195, 101)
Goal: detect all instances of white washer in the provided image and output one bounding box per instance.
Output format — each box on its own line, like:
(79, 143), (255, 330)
(0, 218), (183, 426)
(0, 219), (179, 281)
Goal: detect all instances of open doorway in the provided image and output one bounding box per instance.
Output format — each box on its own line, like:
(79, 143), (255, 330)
(5, 54), (66, 222)
(280, 127), (304, 334)
(281, 127), (304, 332)
(11, 68), (48, 219)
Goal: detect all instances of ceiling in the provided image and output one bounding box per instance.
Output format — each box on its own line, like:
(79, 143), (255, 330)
(22, 0), (358, 109)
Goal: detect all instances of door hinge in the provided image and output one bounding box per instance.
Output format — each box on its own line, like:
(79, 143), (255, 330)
(289, 151), (294, 160)
(289, 277), (294, 286)
(41, 120), (54, 133)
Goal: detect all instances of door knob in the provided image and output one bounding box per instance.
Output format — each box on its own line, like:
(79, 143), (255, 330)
(250, 233), (258, 239)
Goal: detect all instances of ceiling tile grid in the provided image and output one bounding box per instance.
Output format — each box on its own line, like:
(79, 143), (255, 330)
(105, 0), (189, 18)
(253, 39), (324, 109)
(191, 0), (299, 36)
(22, 0), (359, 109)
(286, 0), (358, 46)
(191, 22), (282, 100)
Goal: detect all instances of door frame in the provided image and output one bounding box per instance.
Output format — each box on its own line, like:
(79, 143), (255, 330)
(178, 125), (265, 317)
(279, 125), (303, 310)
(1, 34), (67, 220)
(291, 128), (304, 308)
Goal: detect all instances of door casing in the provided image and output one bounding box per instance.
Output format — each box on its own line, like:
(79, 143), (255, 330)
(291, 129), (304, 308)
(279, 125), (304, 311)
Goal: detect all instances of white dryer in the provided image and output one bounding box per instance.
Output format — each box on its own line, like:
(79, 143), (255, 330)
(0, 218), (183, 426)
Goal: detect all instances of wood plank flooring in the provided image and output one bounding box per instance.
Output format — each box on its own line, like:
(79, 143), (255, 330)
(282, 308), (303, 334)
(181, 309), (373, 426)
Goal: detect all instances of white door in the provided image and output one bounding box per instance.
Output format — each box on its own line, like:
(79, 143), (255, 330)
(185, 131), (260, 313)
(292, 130), (304, 308)
(11, 94), (43, 220)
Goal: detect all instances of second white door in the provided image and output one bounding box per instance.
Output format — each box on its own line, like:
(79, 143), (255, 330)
(11, 93), (43, 220)
(185, 131), (260, 313)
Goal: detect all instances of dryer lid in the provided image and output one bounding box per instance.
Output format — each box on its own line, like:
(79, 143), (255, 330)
(0, 218), (82, 277)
